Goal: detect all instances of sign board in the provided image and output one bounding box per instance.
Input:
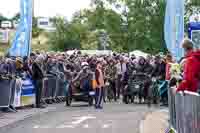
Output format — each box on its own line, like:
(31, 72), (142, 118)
(21, 78), (35, 106)
(0, 29), (9, 43)
(13, 79), (22, 107)
(188, 22), (200, 49)
(37, 17), (55, 31)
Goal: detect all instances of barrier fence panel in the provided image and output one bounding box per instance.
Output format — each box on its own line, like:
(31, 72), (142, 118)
(13, 79), (22, 107)
(42, 75), (57, 100)
(0, 75), (67, 109)
(175, 93), (183, 133)
(42, 74), (66, 102)
(0, 79), (14, 107)
(169, 89), (200, 133)
(56, 78), (65, 97)
(168, 87), (176, 130)
(53, 75), (60, 98)
(42, 78), (48, 100)
(176, 92), (200, 133)
(10, 79), (17, 107)
(0, 74), (68, 108)
(56, 73), (66, 97)
(48, 77), (57, 98)
(21, 78), (35, 107)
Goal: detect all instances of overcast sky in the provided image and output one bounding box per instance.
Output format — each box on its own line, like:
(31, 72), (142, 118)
(0, 0), (91, 19)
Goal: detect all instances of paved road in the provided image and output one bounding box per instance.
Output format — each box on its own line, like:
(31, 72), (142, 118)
(0, 102), (159, 133)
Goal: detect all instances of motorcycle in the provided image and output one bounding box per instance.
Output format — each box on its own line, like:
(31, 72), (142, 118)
(65, 79), (95, 107)
(104, 78), (115, 102)
(123, 73), (150, 104)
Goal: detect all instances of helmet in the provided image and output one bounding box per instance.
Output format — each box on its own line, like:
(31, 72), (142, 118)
(81, 62), (89, 67)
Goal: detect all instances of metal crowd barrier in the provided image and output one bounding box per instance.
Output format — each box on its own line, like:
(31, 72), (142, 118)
(0, 73), (67, 111)
(0, 78), (23, 109)
(0, 79), (15, 108)
(168, 87), (177, 130)
(168, 87), (200, 133)
(42, 73), (66, 104)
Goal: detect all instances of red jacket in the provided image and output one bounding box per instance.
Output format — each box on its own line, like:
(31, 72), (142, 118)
(177, 50), (200, 92)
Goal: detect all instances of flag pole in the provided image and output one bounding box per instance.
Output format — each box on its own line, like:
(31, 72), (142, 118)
(28, 0), (33, 56)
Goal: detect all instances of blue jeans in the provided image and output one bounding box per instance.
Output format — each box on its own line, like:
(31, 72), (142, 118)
(95, 88), (103, 108)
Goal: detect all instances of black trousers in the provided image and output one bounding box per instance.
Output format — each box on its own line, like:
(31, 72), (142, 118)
(116, 75), (122, 98)
(33, 79), (43, 107)
(110, 80), (117, 101)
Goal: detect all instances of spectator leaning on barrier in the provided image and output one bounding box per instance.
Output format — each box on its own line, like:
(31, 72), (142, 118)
(177, 39), (200, 93)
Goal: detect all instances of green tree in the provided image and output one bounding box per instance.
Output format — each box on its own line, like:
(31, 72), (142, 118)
(87, 0), (168, 53)
(0, 14), (8, 26)
(32, 17), (43, 38)
(11, 13), (20, 21)
(48, 17), (81, 51)
(73, 1), (124, 51)
(185, 0), (200, 32)
(47, 0), (199, 53)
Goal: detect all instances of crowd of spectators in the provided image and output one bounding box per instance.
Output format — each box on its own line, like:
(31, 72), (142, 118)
(0, 50), (171, 110)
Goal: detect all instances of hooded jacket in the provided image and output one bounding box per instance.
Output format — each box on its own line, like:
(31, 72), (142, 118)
(177, 50), (200, 92)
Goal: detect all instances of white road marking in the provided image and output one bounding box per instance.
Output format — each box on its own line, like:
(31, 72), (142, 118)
(140, 120), (144, 133)
(83, 124), (89, 128)
(102, 124), (110, 128)
(33, 125), (39, 129)
(33, 125), (49, 129)
(34, 115), (96, 129)
(71, 116), (96, 125)
(56, 125), (75, 128)
(158, 109), (169, 113)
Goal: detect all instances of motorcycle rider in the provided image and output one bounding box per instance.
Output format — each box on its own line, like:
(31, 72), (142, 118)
(136, 56), (153, 75)
(135, 56), (153, 103)
(152, 55), (166, 80)
(72, 62), (92, 93)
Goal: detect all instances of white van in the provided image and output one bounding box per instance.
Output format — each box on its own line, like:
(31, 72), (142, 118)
(1, 21), (12, 29)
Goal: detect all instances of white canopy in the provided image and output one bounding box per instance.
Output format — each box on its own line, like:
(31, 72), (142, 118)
(129, 50), (148, 58)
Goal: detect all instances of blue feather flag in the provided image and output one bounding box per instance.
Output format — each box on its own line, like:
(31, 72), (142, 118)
(9, 0), (33, 57)
(164, 0), (185, 61)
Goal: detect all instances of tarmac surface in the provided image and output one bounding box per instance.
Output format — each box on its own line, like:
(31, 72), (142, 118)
(0, 102), (168, 133)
